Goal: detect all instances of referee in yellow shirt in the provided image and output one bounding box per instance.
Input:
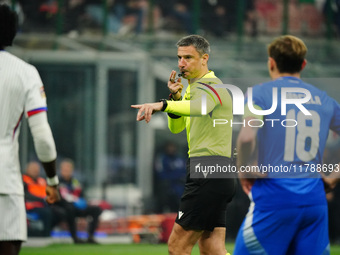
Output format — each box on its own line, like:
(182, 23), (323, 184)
(132, 35), (236, 255)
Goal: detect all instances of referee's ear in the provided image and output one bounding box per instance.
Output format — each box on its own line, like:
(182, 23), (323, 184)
(202, 53), (209, 66)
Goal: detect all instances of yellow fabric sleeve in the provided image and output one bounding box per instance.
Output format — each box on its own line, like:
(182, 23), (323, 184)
(167, 115), (185, 134)
(165, 96), (216, 117)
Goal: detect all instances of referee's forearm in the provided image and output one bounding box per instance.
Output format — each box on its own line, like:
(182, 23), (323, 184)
(166, 97), (216, 116)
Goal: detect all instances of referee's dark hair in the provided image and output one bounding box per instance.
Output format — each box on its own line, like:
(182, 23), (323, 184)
(176, 35), (211, 56)
(0, 4), (18, 50)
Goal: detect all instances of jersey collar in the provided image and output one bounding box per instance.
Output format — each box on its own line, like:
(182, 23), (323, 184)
(189, 71), (216, 85)
(277, 76), (302, 82)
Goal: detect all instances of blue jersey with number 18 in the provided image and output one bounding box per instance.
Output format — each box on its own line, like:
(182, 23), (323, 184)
(246, 76), (340, 209)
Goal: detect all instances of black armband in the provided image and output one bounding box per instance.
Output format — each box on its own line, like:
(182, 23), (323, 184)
(167, 113), (181, 119)
(159, 99), (168, 111)
(160, 99), (181, 118)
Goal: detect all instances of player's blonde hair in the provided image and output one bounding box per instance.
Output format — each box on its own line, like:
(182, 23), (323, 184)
(267, 35), (307, 73)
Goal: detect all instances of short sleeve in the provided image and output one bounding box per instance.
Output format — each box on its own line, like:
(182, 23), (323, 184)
(244, 84), (266, 120)
(245, 84), (266, 109)
(330, 98), (340, 135)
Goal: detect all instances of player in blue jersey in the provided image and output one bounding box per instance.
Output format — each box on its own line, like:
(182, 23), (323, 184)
(234, 35), (340, 255)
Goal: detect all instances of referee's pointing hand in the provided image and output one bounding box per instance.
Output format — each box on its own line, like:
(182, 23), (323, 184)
(131, 102), (163, 123)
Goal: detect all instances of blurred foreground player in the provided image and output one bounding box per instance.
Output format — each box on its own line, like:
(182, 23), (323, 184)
(234, 35), (340, 255)
(0, 4), (60, 255)
(132, 35), (235, 255)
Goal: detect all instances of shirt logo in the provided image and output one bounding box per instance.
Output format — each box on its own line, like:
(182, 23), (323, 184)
(197, 82), (222, 106)
(184, 92), (192, 100)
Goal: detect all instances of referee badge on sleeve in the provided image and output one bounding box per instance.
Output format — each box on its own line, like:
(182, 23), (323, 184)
(40, 86), (46, 98)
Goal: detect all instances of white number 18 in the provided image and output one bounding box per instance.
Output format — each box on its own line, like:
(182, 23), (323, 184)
(284, 109), (320, 162)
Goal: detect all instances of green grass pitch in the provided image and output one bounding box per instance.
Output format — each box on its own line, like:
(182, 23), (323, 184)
(21, 243), (340, 255)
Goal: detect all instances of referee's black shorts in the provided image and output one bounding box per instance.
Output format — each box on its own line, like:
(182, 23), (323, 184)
(175, 156), (237, 232)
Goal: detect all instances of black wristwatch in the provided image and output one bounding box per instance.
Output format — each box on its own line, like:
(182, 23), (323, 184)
(159, 99), (168, 111)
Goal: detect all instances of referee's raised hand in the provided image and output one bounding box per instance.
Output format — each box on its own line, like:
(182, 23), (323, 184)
(168, 70), (183, 101)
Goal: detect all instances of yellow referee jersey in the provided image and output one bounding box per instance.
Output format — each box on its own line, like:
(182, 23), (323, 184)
(165, 71), (233, 158)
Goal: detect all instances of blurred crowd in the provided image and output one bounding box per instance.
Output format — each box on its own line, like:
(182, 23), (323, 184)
(24, 159), (107, 243)
(1, 0), (339, 38)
